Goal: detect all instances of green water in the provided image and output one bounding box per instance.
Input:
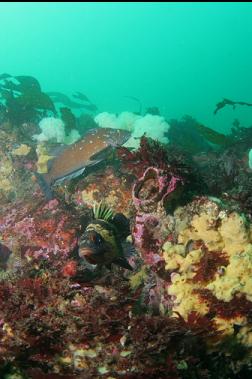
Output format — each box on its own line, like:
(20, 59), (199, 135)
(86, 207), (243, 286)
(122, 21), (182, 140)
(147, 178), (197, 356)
(0, 2), (252, 132)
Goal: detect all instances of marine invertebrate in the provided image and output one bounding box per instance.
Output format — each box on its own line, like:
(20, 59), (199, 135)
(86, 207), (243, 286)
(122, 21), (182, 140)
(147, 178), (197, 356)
(133, 166), (182, 212)
(132, 165), (183, 270)
(124, 114), (169, 149)
(11, 144), (31, 156)
(162, 198), (252, 347)
(3, 100), (252, 377)
(0, 155), (13, 193)
(33, 117), (80, 144)
(95, 111), (139, 131)
(95, 111), (170, 149)
(61, 260), (78, 277)
(35, 143), (54, 174)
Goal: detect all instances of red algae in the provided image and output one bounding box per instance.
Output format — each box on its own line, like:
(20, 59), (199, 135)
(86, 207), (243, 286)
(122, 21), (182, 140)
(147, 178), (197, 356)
(192, 247), (229, 283)
(117, 136), (171, 178)
(62, 260), (78, 277)
(196, 289), (252, 319)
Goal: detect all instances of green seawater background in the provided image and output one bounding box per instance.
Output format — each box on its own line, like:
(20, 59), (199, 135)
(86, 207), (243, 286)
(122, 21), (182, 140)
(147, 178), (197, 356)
(0, 2), (252, 133)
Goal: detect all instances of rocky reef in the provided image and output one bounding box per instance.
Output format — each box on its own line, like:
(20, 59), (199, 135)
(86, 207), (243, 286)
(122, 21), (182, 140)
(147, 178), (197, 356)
(1, 89), (252, 378)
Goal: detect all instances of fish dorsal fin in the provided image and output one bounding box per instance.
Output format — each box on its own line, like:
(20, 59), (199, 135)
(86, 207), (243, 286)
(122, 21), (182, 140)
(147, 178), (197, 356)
(93, 201), (115, 222)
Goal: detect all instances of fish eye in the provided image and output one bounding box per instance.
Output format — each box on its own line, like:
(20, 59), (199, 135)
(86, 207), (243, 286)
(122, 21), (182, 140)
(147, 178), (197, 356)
(88, 232), (103, 245)
(95, 235), (103, 244)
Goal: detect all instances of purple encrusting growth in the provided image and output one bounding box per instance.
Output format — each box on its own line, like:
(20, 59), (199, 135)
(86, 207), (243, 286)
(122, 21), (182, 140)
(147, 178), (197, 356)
(132, 167), (182, 211)
(132, 166), (183, 268)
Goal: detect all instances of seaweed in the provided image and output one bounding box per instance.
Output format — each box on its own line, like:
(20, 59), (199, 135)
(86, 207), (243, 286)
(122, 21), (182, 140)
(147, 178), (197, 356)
(60, 107), (77, 135)
(214, 98), (252, 115)
(168, 116), (213, 154)
(192, 247), (229, 283)
(194, 123), (233, 146)
(117, 136), (192, 179)
(47, 91), (97, 111)
(0, 74), (56, 125)
(196, 289), (252, 320)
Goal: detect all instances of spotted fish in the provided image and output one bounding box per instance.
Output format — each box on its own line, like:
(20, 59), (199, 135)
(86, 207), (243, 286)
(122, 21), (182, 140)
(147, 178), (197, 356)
(36, 127), (130, 199)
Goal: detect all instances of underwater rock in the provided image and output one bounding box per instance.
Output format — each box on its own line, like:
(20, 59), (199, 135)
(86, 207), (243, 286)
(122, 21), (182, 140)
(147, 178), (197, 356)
(3, 99), (252, 377)
(72, 166), (133, 217)
(132, 166), (182, 272)
(0, 198), (78, 262)
(0, 130), (35, 203)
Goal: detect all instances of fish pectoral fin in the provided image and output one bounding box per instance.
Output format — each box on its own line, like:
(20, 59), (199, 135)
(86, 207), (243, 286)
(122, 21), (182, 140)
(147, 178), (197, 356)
(53, 166), (86, 185)
(121, 241), (137, 258)
(90, 145), (114, 161)
(113, 257), (133, 271)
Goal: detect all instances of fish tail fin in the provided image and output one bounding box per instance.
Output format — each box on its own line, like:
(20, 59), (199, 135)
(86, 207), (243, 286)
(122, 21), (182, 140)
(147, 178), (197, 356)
(33, 172), (53, 200)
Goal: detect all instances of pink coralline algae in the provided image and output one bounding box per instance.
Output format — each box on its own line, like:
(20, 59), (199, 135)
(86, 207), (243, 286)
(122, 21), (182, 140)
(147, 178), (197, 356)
(132, 167), (182, 212)
(0, 198), (78, 262)
(132, 167), (183, 269)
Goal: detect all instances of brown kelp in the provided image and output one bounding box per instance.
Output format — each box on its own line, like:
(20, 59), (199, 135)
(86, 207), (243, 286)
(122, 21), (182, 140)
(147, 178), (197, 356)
(0, 74), (56, 124)
(214, 98), (252, 115)
(0, 74), (98, 142)
(60, 107), (77, 135)
(194, 123), (233, 146)
(47, 91), (97, 112)
(168, 115), (213, 154)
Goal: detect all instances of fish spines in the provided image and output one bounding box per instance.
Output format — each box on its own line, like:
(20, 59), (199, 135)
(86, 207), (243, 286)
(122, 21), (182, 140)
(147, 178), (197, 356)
(93, 201), (115, 222)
